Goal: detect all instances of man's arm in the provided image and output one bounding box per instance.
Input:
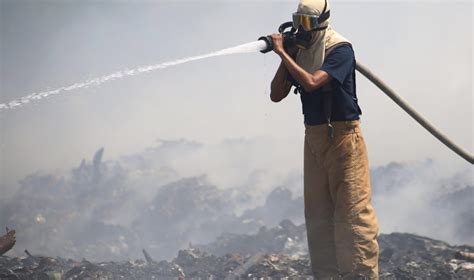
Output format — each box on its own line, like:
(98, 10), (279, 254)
(270, 62), (292, 103)
(270, 47), (299, 103)
(271, 33), (332, 93)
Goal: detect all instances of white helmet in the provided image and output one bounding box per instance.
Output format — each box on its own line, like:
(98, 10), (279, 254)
(293, 0), (331, 31)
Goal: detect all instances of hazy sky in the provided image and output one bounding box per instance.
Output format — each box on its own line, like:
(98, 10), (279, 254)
(1, 0), (472, 188)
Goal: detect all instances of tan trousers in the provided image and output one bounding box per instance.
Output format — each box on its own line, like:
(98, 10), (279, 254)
(304, 120), (379, 280)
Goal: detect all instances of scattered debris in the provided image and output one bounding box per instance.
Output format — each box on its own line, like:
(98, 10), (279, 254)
(0, 228), (16, 256)
(198, 219), (307, 257)
(224, 253), (265, 280)
(2, 149), (472, 262)
(142, 248), (156, 264)
(0, 226), (472, 279)
(455, 251), (474, 262)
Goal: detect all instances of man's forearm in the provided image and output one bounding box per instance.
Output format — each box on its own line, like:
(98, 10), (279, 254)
(270, 62), (291, 102)
(271, 64), (287, 89)
(278, 51), (329, 93)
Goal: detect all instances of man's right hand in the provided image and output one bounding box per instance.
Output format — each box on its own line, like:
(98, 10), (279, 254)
(271, 33), (285, 56)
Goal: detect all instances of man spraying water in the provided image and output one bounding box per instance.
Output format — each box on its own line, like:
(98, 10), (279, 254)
(268, 0), (379, 278)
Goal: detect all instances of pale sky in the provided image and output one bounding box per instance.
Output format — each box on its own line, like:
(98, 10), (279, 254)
(1, 0), (472, 188)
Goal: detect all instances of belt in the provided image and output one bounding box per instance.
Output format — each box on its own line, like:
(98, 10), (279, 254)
(305, 120), (361, 137)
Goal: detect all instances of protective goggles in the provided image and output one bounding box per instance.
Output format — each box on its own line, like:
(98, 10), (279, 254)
(292, 12), (330, 31)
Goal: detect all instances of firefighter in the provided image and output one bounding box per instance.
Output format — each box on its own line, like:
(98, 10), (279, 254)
(269, 0), (379, 278)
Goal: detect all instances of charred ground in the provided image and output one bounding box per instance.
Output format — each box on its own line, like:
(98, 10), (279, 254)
(1, 221), (473, 279)
(1, 144), (473, 279)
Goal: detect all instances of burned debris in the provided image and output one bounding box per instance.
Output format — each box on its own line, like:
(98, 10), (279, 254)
(0, 228), (16, 256)
(1, 147), (473, 262)
(1, 147), (474, 279)
(198, 219), (307, 257)
(455, 251), (474, 262)
(377, 233), (474, 279)
(1, 224), (473, 279)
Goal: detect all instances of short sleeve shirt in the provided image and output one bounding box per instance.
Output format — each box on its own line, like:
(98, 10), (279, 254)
(289, 44), (362, 125)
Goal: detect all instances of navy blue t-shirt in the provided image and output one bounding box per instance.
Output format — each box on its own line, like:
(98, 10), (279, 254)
(289, 44), (362, 125)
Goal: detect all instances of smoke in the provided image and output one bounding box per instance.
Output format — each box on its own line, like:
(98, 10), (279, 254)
(0, 138), (472, 262)
(0, 138), (304, 261)
(371, 160), (474, 245)
(118, 138), (304, 213)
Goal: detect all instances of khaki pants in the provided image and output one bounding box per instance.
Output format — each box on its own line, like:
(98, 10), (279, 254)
(304, 120), (379, 280)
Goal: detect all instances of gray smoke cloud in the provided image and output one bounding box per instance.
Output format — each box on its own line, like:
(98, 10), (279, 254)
(0, 138), (472, 262)
(371, 160), (474, 245)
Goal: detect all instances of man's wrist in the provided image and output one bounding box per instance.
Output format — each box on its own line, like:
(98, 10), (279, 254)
(279, 51), (292, 64)
(277, 50), (285, 58)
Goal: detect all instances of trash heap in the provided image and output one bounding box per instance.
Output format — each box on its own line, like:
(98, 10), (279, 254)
(1, 220), (473, 279)
(2, 147), (472, 262)
(378, 232), (474, 279)
(197, 219), (307, 257)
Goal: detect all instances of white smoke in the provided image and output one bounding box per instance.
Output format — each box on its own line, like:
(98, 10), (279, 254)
(0, 138), (472, 262)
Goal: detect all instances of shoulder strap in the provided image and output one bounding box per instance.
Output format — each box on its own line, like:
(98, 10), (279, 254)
(352, 58), (362, 115)
(322, 43), (355, 141)
(322, 43), (348, 141)
(322, 87), (334, 141)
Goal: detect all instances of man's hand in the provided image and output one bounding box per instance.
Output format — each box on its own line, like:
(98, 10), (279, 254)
(271, 33), (285, 56)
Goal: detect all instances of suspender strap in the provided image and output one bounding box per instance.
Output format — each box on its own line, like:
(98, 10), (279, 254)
(322, 89), (334, 141)
(290, 42), (356, 141)
(353, 58), (362, 115)
(322, 44), (341, 142)
(322, 42), (354, 142)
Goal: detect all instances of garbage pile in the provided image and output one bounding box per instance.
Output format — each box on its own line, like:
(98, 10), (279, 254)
(378, 232), (474, 279)
(199, 221), (474, 279)
(0, 228), (16, 256)
(1, 147), (473, 279)
(197, 219), (308, 257)
(2, 147), (473, 262)
(1, 220), (473, 279)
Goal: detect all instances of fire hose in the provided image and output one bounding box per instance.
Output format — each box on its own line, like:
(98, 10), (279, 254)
(355, 61), (473, 164)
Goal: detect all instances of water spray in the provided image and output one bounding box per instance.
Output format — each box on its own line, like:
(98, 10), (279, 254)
(1, 23), (471, 164)
(0, 41), (267, 111)
(257, 22), (474, 164)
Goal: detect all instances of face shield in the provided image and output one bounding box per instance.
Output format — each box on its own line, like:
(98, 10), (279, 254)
(292, 11), (330, 32)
